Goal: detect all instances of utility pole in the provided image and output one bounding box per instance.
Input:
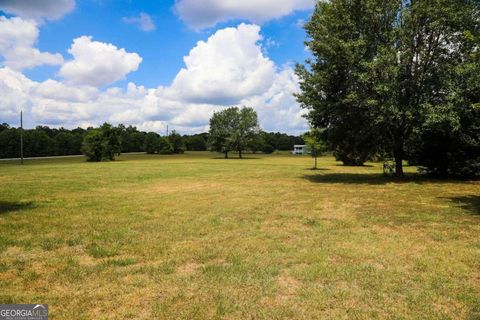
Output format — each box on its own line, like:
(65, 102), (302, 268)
(20, 110), (24, 165)
(166, 124), (169, 137)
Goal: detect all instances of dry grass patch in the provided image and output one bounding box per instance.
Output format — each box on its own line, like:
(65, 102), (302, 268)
(0, 152), (478, 319)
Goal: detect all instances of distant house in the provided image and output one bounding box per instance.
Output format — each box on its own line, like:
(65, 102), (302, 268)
(291, 145), (307, 155)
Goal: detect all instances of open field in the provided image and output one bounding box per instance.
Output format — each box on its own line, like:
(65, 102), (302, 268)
(0, 152), (479, 319)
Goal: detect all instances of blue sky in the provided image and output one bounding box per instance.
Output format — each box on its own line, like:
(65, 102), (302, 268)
(0, 0), (314, 134)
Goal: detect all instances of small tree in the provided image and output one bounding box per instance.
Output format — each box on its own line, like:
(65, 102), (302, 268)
(303, 128), (325, 170)
(81, 129), (104, 162)
(100, 123), (121, 160)
(81, 123), (122, 161)
(144, 132), (161, 154)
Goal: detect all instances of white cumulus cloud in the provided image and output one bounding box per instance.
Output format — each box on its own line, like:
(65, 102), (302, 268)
(59, 36), (143, 87)
(0, 24), (307, 134)
(0, 0), (75, 22)
(175, 0), (315, 29)
(168, 23), (276, 105)
(0, 67), (35, 123)
(0, 16), (64, 70)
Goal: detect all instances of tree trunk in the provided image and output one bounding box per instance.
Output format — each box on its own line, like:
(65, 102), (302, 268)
(314, 156), (317, 169)
(393, 143), (404, 177)
(239, 150), (242, 159)
(225, 151), (228, 159)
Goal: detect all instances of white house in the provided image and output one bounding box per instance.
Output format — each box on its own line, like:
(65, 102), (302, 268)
(291, 145), (307, 155)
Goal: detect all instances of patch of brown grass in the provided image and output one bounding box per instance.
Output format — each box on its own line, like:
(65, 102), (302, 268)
(0, 152), (478, 319)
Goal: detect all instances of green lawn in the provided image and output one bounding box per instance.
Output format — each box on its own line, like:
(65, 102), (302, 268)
(0, 152), (479, 319)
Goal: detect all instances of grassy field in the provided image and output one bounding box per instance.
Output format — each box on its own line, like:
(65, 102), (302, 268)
(0, 152), (479, 319)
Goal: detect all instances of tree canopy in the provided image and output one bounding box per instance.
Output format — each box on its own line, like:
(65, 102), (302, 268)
(81, 123), (121, 161)
(208, 107), (260, 158)
(296, 0), (480, 177)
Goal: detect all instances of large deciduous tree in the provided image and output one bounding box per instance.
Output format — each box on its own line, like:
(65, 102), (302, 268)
(296, 0), (480, 176)
(230, 107), (260, 159)
(208, 107), (260, 159)
(208, 107), (238, 159)
(296, 0), (383, 167)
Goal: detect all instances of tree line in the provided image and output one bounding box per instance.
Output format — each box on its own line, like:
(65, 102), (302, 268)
(0, 122), (304, 159)
(296, 0), (480, 178)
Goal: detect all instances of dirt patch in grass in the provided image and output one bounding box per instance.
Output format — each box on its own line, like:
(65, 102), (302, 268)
(277, 274), (301, 297)
(177, 262), (203, 276)
(78, 255), (96, 266)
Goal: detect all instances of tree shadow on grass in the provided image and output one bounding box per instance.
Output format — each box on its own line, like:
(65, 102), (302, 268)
(335, 164), (374, 167)
(441, 195), (480, 216)
(211, 157), (263, 160)
(301, 173), (462, 185)
(0, 201), (35, 215)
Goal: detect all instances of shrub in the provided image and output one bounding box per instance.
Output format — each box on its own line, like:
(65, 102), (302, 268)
(261, 144), (275, 154)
